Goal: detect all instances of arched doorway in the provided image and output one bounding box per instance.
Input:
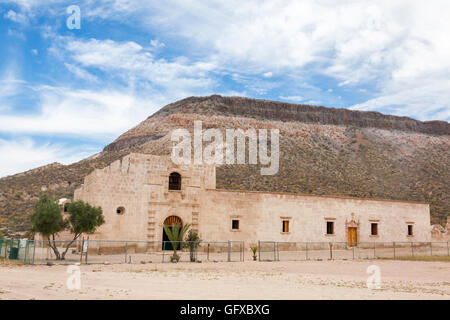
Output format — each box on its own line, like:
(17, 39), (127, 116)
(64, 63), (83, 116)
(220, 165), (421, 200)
(162, 215), (183, 250)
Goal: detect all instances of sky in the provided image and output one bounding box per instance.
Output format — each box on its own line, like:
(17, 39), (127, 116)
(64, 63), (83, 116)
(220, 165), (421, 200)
(0, 0), (449, 177)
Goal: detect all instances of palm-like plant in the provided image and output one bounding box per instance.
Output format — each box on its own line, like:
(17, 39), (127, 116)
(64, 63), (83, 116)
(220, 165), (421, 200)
(250, 246), (258, 261)
(163, 223), (191, 262)
(184, 230), (202, 262)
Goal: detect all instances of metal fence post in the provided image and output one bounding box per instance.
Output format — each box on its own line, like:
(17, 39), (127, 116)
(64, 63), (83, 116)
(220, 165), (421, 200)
(125, 242), (128, 263)
(305, 242), (308, 260)
(80, 239), (84, 264)
(32, 240), (36, 265)
(162, 241), (165, 263)
(276, 242), (279, 261)
(393, 242), (396, 259)
(227, 241), (231, 262)
(23, 240), (29, 264)
(411, 242), (414, 257)
(258, 241), (261, 262)
(85, 240), (89, 264)
(430, 242), (433, 256)
(373, 242), (376, 259)
(352, 245), (355, 260)
(329, 243), (333, 260)
(447, 241), (449, 256)
(273, 242), (276, 262)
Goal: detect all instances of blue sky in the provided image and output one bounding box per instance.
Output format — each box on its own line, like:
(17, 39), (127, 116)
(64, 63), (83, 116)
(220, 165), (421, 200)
(0, 0), (449, 177)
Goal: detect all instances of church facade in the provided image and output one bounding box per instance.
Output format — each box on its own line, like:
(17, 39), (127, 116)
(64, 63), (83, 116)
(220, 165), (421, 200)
(72, 153), (431, 245)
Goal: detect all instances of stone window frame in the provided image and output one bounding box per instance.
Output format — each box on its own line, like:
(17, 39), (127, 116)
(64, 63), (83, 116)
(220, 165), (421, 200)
(324, 217), (336, 236)
(280, 216), (291, 234)
(406, 222), (415, 237)
(168, 172), (182, 191)
(230, 215), (241, 232)
(369, 219), (380, 238)
(370, 223), (379, 237)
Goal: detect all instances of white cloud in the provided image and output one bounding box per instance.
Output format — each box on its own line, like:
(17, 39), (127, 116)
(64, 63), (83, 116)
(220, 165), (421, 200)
(150, 39), (165, 49)
(0, 68), (26, 104)
(4, 9), (28, 24)
(51, 37), (217, 93)
(81, 0), (450, 121)
(0, 86), (176, 143)
(5, 0), (449, 120)
(2, 0), (62, 11)
(0, 85), (167, 139)
(350, 78), (450, 121)
(0, 35), (222, 144)
(0, 138), (93, 178)
(64, 63), (98, 82)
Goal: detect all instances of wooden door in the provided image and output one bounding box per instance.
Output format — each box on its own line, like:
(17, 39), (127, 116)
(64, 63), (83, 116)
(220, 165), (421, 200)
(347, 227), (357, 247)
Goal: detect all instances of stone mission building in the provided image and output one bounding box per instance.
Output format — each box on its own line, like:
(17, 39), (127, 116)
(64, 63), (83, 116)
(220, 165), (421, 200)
(72, 153), (431, 245)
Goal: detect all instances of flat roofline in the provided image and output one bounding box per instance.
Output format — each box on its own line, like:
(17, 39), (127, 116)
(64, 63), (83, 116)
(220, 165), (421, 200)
(207, 188), (429, 205)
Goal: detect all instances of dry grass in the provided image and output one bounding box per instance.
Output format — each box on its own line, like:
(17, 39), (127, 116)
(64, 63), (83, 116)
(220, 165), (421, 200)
(380, 255), (450, 262)
(0, 256), (25, 267)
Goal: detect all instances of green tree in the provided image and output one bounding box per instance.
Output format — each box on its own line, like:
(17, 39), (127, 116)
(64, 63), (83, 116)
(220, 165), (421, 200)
(30, 197), (105, 260)
(163, 223), (191, 262)
(0, 231), (5, 238)
(61, 200), (105, 259)
(30, 195), (67, 259)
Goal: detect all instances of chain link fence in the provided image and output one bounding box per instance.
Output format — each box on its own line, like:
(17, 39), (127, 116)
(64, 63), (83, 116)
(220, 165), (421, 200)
(2, 238), (448, 264)
(258, 241), (450, 261)
(0, 239), (35, 264)
(0, 239), (245, 265)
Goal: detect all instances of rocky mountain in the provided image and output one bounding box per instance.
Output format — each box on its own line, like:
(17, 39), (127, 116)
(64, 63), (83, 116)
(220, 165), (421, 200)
(1, 95), (449, 237)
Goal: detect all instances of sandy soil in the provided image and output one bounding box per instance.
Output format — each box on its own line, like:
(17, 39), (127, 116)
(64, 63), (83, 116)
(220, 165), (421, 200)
(0, 260), (449, 300)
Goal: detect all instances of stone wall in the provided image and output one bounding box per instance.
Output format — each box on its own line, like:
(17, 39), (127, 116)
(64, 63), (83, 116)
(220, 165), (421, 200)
(71, 153), (431, 244)
(74, 153), (215, 242)
(200, 189), (431, 243)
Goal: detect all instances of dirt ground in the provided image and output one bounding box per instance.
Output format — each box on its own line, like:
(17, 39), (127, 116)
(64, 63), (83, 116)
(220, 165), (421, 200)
(0, 259), (449, 300)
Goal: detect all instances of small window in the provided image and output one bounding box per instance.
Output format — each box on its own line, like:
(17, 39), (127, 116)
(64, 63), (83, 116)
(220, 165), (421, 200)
(116, 207), (125, 215)
(63, 203), (69, 212)
(232, 220), (239, 230)
(371, 223), (378, 236)
(169, 172), (181, 190)
(282, 220), (289, 233)
(326, 221), (334, 235)
(408, 225), (413, 236)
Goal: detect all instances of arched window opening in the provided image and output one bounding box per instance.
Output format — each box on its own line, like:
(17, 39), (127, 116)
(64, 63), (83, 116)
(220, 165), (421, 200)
(164, 215), (183, 228)
(169, 172), (181, 190)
